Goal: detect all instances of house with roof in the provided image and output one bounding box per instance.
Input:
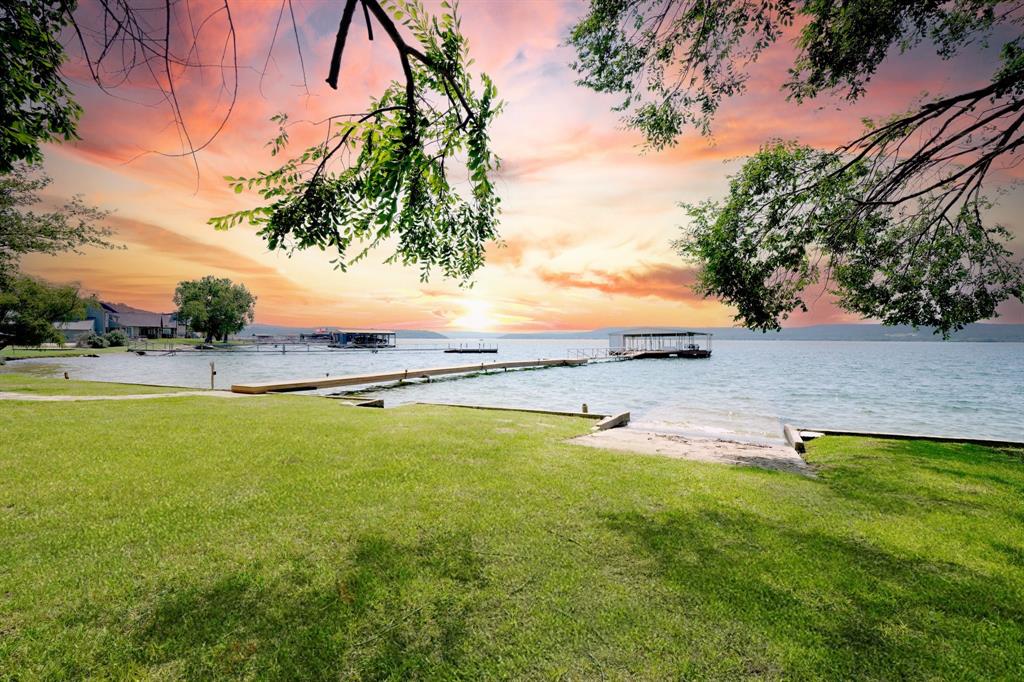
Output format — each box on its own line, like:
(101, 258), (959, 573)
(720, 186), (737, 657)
(86, 302), (187, 339)
(52, 320), (97, 343)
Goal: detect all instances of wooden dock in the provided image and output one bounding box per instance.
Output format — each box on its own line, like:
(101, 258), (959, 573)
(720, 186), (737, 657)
(230, 358), (588, 394)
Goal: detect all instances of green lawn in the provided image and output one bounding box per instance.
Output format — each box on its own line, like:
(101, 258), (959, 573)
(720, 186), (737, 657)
(1, 382), (1022, 679)
(1, 338), (215, 361)
(128, 338), (216, 349)
(1, 346), (127, 361)
(0, 373), (189, 396)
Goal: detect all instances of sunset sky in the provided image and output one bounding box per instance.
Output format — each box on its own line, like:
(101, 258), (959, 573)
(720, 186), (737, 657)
(20, 0), (1024, 331)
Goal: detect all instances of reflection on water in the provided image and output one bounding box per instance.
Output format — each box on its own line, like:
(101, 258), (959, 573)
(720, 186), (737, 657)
(4, 339), (1022, 443)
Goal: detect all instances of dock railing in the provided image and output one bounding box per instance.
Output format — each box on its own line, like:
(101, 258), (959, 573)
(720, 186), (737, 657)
(445, 342), (499, 352)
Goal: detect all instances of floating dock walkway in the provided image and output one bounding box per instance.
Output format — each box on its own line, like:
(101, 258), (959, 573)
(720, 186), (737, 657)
(230, 358), (588, 394)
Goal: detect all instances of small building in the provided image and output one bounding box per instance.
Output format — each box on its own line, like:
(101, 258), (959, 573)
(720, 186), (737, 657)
(111, 312), (182, 339)
(609, 328), (712, 358)
(86, 303), (187, 339)
(328, 329), (397, 349)
(53, 320), (97, 343)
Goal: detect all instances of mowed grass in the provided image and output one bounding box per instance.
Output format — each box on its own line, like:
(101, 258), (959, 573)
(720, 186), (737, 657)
(0, 373), (189, 396)
(1, 346), (126, 361)
(1, 387), (1022, 679)
(128, 338), (219, 349)
(1, 337), (212, 362)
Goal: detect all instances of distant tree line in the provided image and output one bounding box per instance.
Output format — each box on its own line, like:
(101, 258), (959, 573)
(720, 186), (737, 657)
(0, 160), (255, 348)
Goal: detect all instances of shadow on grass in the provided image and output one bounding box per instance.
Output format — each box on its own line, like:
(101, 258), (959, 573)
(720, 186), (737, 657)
(992, 542), (1024, 568)
(121, 531), (489, 679)
(809, 439), (1024, 516)
(603, 506), (1024, 679)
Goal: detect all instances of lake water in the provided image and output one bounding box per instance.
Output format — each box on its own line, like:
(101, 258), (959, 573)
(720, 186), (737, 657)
(5, 339), (1022, 444)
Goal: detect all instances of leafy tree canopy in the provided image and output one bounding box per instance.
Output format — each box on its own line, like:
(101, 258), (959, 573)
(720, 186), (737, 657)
(571, 0), (1024, 333)
(173, 276), (256, 343)
(0, 0), (81, 172)
(211, 0), (502, 283)
(0, 274), (87, 349)
(2, 0), (500, 284)
(0, 163), (112, 351)
(0, 163), (115, 284)
(679, 142), (1024, 334)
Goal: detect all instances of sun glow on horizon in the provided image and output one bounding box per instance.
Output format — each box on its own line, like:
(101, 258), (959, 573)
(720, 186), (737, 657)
(449, 299), (499, 331)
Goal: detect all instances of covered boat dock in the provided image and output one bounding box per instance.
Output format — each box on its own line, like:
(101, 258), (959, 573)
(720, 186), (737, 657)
(328, 329), (397, 349)
(609, 330), (712, 359)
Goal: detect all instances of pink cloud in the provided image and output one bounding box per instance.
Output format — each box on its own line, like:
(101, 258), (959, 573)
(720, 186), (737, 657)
(538, 263), (704, 303)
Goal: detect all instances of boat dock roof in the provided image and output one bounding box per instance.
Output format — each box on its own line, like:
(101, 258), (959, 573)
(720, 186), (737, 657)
(618, 329), (712, 337)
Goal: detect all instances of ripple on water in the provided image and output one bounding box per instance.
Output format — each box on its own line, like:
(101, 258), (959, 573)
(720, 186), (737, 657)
(3, 340), (1022, 442)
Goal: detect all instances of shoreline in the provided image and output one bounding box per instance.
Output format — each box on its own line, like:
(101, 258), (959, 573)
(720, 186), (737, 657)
(4, 345), (1022, 444)
(3, 372), (1021, 449)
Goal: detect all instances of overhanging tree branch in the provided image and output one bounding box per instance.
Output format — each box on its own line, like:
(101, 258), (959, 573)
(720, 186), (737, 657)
(572, 0), (1024, 332)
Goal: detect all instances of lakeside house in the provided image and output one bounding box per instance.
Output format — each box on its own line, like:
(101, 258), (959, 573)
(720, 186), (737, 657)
(85, 302), (188, 339)
(52, 320), (98, 343)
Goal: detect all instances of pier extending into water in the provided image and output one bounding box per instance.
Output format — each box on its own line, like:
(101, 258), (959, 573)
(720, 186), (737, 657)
(230, 358), (588, 394)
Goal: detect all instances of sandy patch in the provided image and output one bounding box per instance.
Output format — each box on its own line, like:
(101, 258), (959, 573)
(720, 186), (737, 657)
(570, 428), (813, 476)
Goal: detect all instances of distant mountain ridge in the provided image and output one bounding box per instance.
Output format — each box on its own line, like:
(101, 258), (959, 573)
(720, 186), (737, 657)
(240, 322), (1023, 341)
(241, 324), (447, 339)
(499, 323), (1024, 342)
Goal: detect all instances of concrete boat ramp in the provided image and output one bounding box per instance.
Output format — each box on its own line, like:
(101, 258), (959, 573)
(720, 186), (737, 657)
(230, 358), (588, 394)
(571, 429), (813, 476)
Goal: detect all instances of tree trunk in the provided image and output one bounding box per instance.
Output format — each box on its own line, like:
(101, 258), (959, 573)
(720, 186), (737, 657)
(205, 331), (214, 343)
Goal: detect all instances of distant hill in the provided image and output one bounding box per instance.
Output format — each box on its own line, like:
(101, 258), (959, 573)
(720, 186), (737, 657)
(234, 322), (1022, 342)
(239, 324), (447, 339)
(395, 330), (447, 339)
(500, 324), (1024, 342)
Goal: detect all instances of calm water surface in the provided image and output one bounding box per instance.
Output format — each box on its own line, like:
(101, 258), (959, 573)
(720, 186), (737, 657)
(6, 339), (1022, 444)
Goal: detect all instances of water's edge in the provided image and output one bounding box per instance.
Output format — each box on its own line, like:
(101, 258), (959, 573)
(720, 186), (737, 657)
(5, 339), (1022, 443)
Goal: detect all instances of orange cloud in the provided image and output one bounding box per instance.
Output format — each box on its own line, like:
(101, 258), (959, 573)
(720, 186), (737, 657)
(26, 214), (336, 314)
(538, 263), (703, 302)
(536, 263), (879, 327)
(485, 233), (581, 268)
(107, 216), (280, 278)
